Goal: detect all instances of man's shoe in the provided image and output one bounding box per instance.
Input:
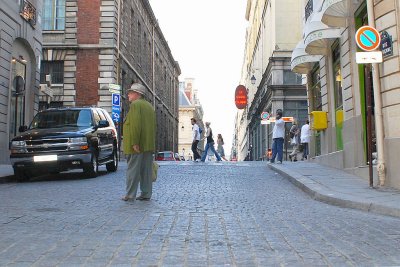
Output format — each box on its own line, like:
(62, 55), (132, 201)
(136, 196), (151, 201)
(277, 161), (282, 164)
(121, 196), (134, 201)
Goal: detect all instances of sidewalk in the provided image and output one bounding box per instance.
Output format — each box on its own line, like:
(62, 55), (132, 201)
(268, 161), (400, 218)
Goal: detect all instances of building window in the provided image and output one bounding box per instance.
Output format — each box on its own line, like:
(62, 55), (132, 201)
(283, 70), (302, 85)
(137, 21), (142, 65)
(42, 0), (65, 30)
(305, 0), (313, 22)
(310, 65), (322, 111)
(40, 61), (64, 84)
(332, 40), (343, 150)
(283, 101), (308, 126)
(332, 42), (343, 110)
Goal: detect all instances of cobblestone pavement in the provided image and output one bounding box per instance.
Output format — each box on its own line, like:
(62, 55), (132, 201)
(1, 161), (400, 267)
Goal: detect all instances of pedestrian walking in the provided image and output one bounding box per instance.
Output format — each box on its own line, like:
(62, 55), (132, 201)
(201, 122), (222, 162)
(217, 134), (228, 161)
(190, 118), (201, 162)
(270, 109), (285, 164)
(301, 119), (311, 160)
(122, 83), (156, 202)
(289, 119), (301, 162)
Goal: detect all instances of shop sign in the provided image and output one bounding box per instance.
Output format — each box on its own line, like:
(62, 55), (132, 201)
(380, 31), (393, 58)
(234, 85), (247, 109)
(20, 0), (37, 27)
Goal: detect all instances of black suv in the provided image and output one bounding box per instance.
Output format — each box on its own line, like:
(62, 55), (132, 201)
(10, 107), (119, 181)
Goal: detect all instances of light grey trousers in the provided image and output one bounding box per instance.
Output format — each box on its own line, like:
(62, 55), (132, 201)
(125, 152), (153, 199)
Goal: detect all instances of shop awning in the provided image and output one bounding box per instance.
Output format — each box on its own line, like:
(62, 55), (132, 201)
(291, 41), (322, 74)
(304, 11), (342, 55)
(320, 0), (351, 27)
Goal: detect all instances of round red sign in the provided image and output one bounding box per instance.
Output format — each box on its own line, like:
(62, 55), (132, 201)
(355, 26), (381, 52)
(235, 85), (247, 109)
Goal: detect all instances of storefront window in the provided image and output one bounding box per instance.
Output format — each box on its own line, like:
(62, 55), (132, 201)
(332, 41), (343, 150)
(310, 65), (322, 111)
(42, 0), (65, 30)
(310, 64), (322, 156)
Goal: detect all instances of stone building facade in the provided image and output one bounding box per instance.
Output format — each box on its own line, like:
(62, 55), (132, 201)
(178, 79), (204, 160)
(0, 0), (43, 164)
(291, 0), (400, 188)
(40, 0), (180, 153)
(235, 0), (307, 161)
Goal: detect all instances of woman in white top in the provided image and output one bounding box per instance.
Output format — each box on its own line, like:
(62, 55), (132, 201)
(300, 120), (311, 160)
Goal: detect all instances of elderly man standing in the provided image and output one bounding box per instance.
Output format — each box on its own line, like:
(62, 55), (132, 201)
(122, 83), (156, 201)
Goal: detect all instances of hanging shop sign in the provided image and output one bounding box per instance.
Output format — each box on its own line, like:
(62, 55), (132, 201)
(234, 85), (247, 109)
(380, 31), (393, 58)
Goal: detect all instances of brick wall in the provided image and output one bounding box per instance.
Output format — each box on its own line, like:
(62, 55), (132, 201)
(76, 50), (100, 106)
(77, 0), (100, 43)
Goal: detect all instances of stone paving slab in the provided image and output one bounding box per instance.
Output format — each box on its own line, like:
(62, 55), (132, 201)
(268, 161), (400, 218)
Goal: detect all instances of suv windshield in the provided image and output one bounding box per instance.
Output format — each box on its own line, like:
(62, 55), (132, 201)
(30, 110), (93, 129)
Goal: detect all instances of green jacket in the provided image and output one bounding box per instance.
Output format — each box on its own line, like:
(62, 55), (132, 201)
(123, 98), (156, 154)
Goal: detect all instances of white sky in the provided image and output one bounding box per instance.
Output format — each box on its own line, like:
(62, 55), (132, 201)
(149, 0), (248, 157)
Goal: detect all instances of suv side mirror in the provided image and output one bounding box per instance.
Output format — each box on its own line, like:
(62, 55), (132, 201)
(97, 120), (109, 128)
(19, 126), (28, 132)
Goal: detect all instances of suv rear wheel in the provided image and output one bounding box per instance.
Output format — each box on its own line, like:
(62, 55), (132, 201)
(84, 152), (98, 178)
(106, 146), (118, 172)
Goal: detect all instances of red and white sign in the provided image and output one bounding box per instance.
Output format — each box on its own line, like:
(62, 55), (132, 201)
(234, 85), (247, 109)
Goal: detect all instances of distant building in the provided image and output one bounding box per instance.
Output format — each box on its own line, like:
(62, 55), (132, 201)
(39, 0), (180, 153)
(235, 0), (306, 161)
(178, 78), (204, 160)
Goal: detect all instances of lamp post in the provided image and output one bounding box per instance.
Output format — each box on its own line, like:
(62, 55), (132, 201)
(250, 75), (256, 85)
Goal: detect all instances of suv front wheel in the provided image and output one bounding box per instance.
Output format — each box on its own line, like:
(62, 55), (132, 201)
(84, 152), (99, 178)
(106, 146), (118, 172)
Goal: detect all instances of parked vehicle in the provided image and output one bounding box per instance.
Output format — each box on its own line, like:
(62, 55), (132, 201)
(155, 151), (177, 161)
(9, 107), (119, 181)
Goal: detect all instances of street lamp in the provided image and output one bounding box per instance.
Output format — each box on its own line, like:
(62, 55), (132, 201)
(250, 75), (256, 85)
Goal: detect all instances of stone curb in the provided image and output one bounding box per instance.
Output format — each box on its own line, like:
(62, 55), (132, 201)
(268, 163), (400, 218)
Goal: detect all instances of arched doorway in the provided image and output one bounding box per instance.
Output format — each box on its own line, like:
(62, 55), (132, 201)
(9, 38), (36, 142)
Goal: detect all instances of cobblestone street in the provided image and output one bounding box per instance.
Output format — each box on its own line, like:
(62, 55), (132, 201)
(1, 161), (400, 266)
